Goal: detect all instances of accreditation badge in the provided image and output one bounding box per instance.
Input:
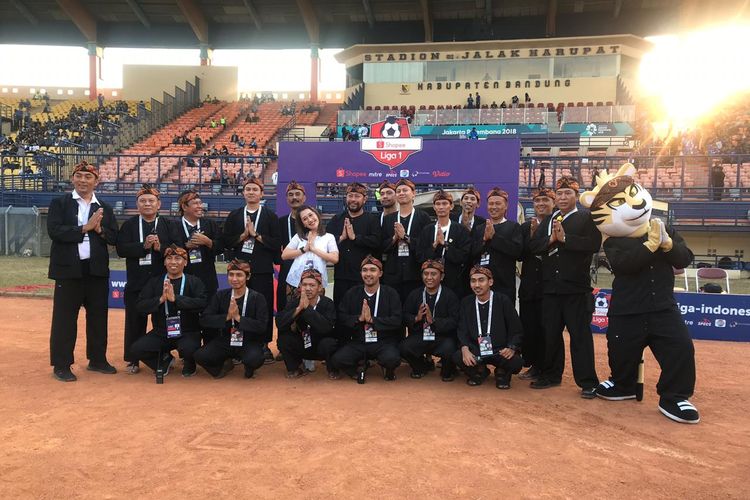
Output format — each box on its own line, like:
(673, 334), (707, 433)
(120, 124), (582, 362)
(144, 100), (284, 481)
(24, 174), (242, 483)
(479, 252), (490, 266)
(397, 241), (410, 257)
(478, 335), (493, 357)
(364, 324), (378, 343)
(139, 253), (152, 266)
(166, 316), (182, 339)
(242, 237), (255, 254)
(302, 328), (312, 349)
(189, 248), (203, 264)
(422, 324), (435, 341)
(229, 326), (244, 347)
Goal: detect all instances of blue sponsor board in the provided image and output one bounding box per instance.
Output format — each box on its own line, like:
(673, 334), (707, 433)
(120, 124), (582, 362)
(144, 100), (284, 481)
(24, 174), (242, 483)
(591, 288), (750, 342)
(338, 124), (547, 138)
(562, 122), (634, 136)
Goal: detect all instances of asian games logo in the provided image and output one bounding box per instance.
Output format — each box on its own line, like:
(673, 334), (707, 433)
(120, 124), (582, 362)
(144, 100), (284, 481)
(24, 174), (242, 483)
(360, 115), (422, 169)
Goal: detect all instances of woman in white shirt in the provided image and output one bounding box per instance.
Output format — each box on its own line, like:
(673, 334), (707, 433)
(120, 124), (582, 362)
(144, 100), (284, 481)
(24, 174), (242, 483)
(281, 205), (339, 295)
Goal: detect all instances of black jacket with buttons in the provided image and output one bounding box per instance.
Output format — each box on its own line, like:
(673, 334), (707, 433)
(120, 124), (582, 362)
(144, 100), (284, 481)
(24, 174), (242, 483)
(528, 208), (602, 295)
(603, 226), (693, 315)
(326, 211), (382, 282)
(518, 219), (544, 301)
(47, 192), (118, 280)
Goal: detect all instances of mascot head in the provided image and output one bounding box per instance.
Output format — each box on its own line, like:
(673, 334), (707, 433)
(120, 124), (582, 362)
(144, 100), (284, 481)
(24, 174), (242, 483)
(579, 163), (653, 238)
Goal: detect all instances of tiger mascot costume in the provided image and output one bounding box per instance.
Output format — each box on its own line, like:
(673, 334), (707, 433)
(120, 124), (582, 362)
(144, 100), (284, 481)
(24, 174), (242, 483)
(580, 163), (699, 424)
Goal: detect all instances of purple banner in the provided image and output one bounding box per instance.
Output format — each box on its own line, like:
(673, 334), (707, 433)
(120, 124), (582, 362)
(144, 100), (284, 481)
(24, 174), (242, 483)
(276, 139), (521, 219)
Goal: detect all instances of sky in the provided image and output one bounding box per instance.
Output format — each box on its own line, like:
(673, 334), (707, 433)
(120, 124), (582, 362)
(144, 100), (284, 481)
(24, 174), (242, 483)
(0, 45), (347, 91)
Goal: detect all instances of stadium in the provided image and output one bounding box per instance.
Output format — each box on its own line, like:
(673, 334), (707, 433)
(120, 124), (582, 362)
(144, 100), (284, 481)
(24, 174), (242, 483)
(1, 0), (749, 498)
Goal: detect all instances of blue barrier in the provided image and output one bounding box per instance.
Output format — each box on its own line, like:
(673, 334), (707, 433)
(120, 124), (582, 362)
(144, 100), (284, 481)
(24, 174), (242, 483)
(592, 289), (750, 342)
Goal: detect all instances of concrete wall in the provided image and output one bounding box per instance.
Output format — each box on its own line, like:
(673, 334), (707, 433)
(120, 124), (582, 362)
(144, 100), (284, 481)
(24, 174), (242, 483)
(682, 232), (749, 261)
(121, 65), (238, 102)
(364, 77), (617, 107)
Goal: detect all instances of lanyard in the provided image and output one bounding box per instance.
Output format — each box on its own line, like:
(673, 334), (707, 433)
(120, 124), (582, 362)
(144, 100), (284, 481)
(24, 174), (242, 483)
(139, 216), (158, 243)
(422, 286), (442, 315)
(547, 208), (578, 236)
(181, 217), (199, 239)
(475, 292), (494, 337)
(434, 222), (451, 257)
(365, 287), (380, 317)
(231, 288), (250, 326)
(244, 205), (262, 231)
(164, 274), (186, 316)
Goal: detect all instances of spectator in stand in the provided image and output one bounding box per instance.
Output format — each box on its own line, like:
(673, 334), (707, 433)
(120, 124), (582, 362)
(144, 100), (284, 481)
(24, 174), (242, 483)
(172, 135), (181, 145)
(341, 126), (350, 141)
(231, 132), (239, 143)
(220, 117), (227, 130)
(512, 95), (519, 108)
(468, 127), (479, 140)
(500, 101), (507, 109)
(525, 92), (531, 103)
(210, 168), (220, 184)
(238, 137), (246, 148)
(350, 126), (359, 142)
(97, 93), (104, 108)
(328, 128), (336, 141)
(358, 123), (369, 139)
(490, 101), (498, 109)
(711, 163), (725, 201)
(250, 138), (258, 151)
(220, 145), (229, 156)
(475, 92), (481, 108)
(467, 94), (474, 109)
(210, 119), (217, 128)
(194, 135), (203, 151)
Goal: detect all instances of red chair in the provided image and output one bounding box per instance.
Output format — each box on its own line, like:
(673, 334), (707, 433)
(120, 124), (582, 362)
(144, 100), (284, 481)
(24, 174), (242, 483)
(696, 268), (730, 293)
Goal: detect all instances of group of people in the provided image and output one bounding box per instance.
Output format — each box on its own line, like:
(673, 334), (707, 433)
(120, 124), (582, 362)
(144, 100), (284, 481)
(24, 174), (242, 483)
(46, 160), (698, 423)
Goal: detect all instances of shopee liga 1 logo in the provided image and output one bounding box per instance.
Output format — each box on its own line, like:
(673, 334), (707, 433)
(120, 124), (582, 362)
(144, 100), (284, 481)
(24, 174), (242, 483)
(360, 115), (422, 168)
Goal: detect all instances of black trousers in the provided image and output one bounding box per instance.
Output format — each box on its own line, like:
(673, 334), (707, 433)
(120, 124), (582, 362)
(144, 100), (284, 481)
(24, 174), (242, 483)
(194, 338), (265, 377)
(277, 334), (339, 372)
(50, 272), (109, 368)
(123, 288), (147, 363)
(248, 273), (274, 343)
(452, 349), (524, 379)
(276, 265), (291, 313)
(400, 334), (457, 376)
(519, 298), (545, 369)
(332, 278), (360, 309)
(540, 293), (599, 389)
(607, 308), (695, 401)
(130, 331), (201, 372)
(332, 340), (401, 376)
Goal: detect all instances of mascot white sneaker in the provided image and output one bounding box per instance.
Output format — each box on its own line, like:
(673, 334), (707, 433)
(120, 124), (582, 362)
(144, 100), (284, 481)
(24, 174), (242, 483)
(580, 163), (700, 424)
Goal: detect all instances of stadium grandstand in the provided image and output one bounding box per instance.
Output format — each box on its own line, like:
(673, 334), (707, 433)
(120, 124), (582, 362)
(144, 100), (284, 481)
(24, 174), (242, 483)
(0, 0), (749, 269)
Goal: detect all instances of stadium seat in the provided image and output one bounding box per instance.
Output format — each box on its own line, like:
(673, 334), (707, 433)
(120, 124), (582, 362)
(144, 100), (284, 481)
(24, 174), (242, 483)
(696, 267), (730, 293)
(673, 267), (689, 291)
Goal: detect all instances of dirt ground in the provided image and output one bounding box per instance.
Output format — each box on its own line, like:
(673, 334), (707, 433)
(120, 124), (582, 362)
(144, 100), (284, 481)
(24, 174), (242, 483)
(0, 296), (748, 499)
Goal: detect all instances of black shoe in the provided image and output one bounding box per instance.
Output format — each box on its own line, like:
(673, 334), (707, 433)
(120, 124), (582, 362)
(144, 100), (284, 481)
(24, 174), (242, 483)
(53, 366), (77, 382)
(596, 380), (636, 401)
(495, 371), (512, 390)
(518, 367), (540, 381)
(214, 359), (235, 379)
(286, 368), (306, 379)
(263, 346), (275, 365)
(182, 361), (197, 378)
(383, 367), (396, 381)
(244, 365), (256, 379)
(441, 372), (455, 382)
(659, 397), (700, 424)
(581, 387), (597, 399)
(530, 378), (561, 389)
(87, 361), (117, 374)
(327, 370), (341, 380)
(410, 370), (426, 379)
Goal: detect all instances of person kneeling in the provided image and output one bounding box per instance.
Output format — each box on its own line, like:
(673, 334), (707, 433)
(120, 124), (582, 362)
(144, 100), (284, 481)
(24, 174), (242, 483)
(276, 269), (339, 379)
(400, 260), (460, 381)
(133, 245), (207, 378)
(194, 259), (268, 379)
(332, 256), (402, 382)
(453, 266), (523, 389)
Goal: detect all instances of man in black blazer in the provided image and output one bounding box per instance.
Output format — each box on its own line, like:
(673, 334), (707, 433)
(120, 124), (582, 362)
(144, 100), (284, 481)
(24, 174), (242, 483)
(172, 190), (223, 343)
(116, 185), (176, 374)
(325, 182), (382, 308)
(276, 269), (339, 379)
(400, 260), (460, 381)
(222, 178), (280, 362)
(133, 245), (208, 378)
(277, 180), (307, 314)
(194, 259), (269, 379)
(47, 161), (118, 382)
(453, 266), (524, 389)
(451, 187), (486, 298)
(528, 177), (601, 398)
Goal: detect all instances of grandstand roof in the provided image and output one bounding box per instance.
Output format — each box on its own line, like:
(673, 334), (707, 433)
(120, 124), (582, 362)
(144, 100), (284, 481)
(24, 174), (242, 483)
(0, 0), (731, 50)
